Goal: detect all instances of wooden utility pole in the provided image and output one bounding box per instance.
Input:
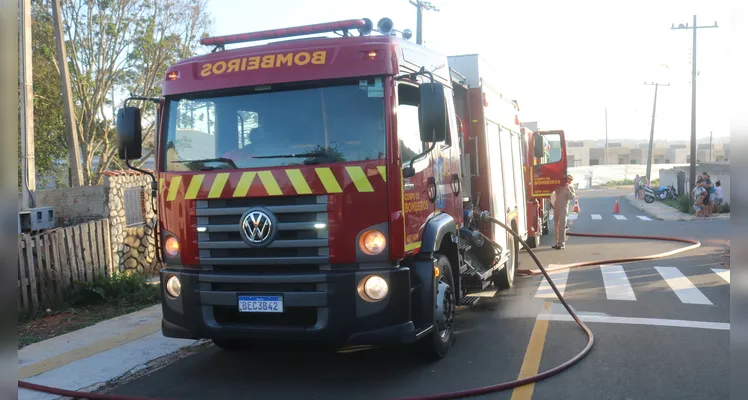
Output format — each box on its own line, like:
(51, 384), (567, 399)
(409, 0), (439, 45)
(671, 15), (718, 192)
(20, 0), (35, 209)
(643, 81), (669, 184)
(52, 0), (84, 187)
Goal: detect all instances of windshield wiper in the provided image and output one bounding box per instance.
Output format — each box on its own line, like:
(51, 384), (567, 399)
(252, 151), (325, 159)
(171, 158), (238, 170)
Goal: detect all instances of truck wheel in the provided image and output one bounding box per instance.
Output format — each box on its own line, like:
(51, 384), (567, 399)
(212, 339), (244, 351)
(526, 235), (538, 248)
(494, 235), (518, 289)
(416, 254), (456, 361)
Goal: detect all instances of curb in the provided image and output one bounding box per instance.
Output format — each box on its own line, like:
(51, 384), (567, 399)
(623, 195), (730, 221)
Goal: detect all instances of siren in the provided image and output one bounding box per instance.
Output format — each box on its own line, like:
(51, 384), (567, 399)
(359, 18), (374, 36)
(377, 18), (394, 35)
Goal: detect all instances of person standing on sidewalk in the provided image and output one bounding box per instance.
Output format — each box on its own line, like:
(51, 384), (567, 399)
(634, 174), (641, 199)
(552, 175), (576, 250)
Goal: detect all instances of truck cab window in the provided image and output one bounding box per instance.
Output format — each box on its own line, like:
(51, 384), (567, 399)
(397, 83), (423, 165)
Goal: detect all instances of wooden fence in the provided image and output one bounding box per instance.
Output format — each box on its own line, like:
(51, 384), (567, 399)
(18, 219), (112, 313)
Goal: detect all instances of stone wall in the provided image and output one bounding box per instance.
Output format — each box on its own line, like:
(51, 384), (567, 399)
(102, 171), (161, 276)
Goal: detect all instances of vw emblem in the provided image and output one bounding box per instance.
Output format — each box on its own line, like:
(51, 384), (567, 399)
(240, 209), (275, 245)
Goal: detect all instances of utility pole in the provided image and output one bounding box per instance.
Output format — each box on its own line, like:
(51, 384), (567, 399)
(52, 0), (84, 187)
(604, 108), (608, 165)
(20, 0), (35, 209)
(671, 15), (718, 192)
(643, 81), (669, 184)
(409, 0), (439, 45)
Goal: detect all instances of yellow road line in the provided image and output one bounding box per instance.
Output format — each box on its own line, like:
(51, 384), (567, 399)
(510, 302), (553, 400)
(19, 320), (161, 379)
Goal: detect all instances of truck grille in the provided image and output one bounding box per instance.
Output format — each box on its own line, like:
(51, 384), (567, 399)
(196, 196), (329, 269)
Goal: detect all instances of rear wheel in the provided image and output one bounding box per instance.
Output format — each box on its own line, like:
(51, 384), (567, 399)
(526, 235), (538, 248)
(416, 254), (456, 361)
(645, 194), (655, 203)
(494, 235), (518, 289)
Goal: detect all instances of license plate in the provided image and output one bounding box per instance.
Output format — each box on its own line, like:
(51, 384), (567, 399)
(238, 295), (283, 313)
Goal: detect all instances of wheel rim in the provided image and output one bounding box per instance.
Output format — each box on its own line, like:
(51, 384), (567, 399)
(435, 277), (456, 340)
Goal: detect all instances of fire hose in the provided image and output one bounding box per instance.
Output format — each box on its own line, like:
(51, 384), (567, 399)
(19, 218), (701, 400)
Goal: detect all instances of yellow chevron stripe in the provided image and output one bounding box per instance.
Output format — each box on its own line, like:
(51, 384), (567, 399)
(286, 169), (312, 195)
(315, 168), (342, 193)
(184, 175), (205, 200)
(166, 176), (182, 202)
(346, 166), (374, 192)
(159, 178), (164, 194)
(208, 173), (230, 198)
(233, 171), (256, 197)
(258, 171), (282, 196)
(404, 241), (421, 252)
(377, 166), (387, 182)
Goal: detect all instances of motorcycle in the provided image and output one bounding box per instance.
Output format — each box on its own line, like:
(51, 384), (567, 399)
(644, 184), (677, 203)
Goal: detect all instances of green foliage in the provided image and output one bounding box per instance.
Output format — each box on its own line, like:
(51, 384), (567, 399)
(68, 270), (160, 308)
(663, 194), (692, 214)
(601, 178), (635, 186)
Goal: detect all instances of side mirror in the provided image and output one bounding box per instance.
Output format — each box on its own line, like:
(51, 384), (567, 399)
(418, 82), (447, 143)
(533, 134), (544, 158)
(116, 107), (143, 160)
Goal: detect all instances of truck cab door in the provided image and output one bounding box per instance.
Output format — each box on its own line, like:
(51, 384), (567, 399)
(529, 130), (567, 198)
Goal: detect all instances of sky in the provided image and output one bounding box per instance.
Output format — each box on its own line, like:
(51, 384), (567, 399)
(204, 0), (731, 142)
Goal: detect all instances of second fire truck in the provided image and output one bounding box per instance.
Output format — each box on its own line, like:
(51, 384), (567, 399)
(115, 17), (568, 360)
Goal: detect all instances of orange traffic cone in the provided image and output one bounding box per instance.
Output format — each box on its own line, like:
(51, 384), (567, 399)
(572, 199), (580, 213)
(613, 199), (620, 214)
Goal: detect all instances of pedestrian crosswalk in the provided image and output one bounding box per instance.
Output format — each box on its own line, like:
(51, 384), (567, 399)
(551, 213), (653, 221)
(534, 265), (729, 306)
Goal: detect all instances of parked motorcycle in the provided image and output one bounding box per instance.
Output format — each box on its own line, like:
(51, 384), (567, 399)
(644, 185), (677, 203)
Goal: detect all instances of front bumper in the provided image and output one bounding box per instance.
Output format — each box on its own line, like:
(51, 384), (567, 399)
(159, 265), (417, 345)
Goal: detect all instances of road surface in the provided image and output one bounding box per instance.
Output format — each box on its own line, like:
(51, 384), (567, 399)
(106, 188), (730, 400)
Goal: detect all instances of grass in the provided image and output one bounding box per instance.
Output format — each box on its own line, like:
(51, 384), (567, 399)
(601, 178), (659, 187)
(18, 270), (161, 349)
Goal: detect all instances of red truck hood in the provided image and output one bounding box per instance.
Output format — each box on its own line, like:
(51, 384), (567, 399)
(158, 160), (389, 265)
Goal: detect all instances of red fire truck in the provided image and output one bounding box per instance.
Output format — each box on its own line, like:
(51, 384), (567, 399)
(115, 18), (567, 360)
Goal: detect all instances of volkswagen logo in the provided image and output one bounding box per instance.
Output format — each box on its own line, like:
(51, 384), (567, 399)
(239, 209), (276, 246)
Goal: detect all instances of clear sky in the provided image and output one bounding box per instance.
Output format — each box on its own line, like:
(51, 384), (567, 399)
(204, 0), (730, 142)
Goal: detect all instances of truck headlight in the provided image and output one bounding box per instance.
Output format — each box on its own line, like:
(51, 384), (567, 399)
(359, 230), (386, 255)
(358, 275), (388, 302)
(165, 275), (181, 298)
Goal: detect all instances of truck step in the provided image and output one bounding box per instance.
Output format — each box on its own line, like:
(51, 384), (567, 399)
(460, 288), (498, 307)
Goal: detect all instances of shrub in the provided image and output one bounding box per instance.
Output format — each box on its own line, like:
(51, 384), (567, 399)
(68, 270), (160, 309)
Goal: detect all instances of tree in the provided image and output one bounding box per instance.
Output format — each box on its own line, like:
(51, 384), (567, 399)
(59, 0), (212, 185)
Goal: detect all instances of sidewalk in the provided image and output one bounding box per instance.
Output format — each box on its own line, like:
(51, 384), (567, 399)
(624, 194), (730, 221)
(18, 304), (205, 399)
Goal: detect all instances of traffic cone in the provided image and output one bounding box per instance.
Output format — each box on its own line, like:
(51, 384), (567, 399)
(572, 199), (580, 213)
(613, 199), (620, 214)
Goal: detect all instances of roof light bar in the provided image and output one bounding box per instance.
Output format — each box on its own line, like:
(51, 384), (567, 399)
(200, 19), (370, 47)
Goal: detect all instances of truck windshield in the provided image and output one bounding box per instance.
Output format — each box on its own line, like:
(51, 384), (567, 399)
(163, 82), (386, 171)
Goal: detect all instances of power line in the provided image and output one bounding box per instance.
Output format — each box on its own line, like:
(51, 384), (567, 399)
(670, 15), (718, 192)
(409, 0), (440, 45)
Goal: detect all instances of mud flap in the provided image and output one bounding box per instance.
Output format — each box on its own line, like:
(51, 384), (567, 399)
(411, 257), (437, 331)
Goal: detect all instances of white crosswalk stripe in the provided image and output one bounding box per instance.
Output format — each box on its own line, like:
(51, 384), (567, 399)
(613, 215), (627, 220)
(711, 268), (730, 284)
(600, 265), (636, 301)
(534, 265), (727, 306)
(535, 269), (569, 298)
(654, 266), (713, 305)
(567, 214), (578, 220)
(591, 214), (602, 220)
(636, 216), (652, 221)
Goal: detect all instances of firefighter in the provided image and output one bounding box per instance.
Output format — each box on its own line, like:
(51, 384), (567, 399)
(552, 174), (576, 249)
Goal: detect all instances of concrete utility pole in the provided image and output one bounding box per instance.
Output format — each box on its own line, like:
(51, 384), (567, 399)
(643, 81), (669, 184)
(604, 108), (608, 165)
(409, 0), (439, 45)
(671, 15), (718, 192)
(52, 0), (84, 187)
(20, 0), (35, 209)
